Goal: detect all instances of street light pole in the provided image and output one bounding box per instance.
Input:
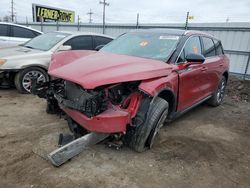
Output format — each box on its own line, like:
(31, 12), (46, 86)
(99, 0), (109, 34)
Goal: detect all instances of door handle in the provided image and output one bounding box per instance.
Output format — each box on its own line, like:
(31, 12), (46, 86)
(201, 67), (208, 71)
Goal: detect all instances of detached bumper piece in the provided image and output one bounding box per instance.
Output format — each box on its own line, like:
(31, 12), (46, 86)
(48, 132), (109, 166)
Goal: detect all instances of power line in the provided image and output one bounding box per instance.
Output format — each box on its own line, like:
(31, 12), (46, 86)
(87, 9), (94, 23)
(99, 0), (109, 34)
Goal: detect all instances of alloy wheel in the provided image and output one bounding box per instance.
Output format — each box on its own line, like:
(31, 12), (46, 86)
(217, 79), (226, 103)
(22, 70), (46, 92)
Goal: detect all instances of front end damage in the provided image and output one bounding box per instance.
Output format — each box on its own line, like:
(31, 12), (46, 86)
(32, 78), (144, 166)
(31, 51), (173, 166)
(32, 78), (142, 133)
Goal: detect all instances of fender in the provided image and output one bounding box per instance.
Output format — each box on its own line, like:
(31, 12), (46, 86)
(138, 72), (179, 117)
(20, 64), (48, 70)
(138, 73), (178, 96)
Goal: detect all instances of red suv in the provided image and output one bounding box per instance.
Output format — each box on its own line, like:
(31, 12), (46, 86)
(34, 29), (229, 153)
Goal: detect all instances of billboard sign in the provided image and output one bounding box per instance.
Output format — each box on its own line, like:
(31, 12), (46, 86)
(32, 4), (75, 23)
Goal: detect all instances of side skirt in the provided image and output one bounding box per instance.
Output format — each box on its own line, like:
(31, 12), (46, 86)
(168, 95), (212, 121)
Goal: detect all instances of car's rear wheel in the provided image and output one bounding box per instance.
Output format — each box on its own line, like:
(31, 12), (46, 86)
(14, 67), (49, 94)
(207, 76), (227, 107)
(125, 97), (169, 152)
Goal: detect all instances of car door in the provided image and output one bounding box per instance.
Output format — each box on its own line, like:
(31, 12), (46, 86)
(200, 37), (221, 96)
(63, 36), (93, 50)
(0, 24), (10, 48)
(176, 36), (207, 111)
(93, 36), (113, 49)
(10, 25), (37, 46)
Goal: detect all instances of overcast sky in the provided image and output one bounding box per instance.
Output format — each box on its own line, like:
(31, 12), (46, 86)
(0, 0), (250, 23)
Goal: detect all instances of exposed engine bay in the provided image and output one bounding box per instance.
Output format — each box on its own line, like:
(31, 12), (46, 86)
(32, 78), (141, 118)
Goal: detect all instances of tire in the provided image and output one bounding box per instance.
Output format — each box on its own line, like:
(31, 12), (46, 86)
(207, 76), (227, 107)
(46, 99), (61, 114)
(14, 67), (49, 94)
(126, 97), (169, 152)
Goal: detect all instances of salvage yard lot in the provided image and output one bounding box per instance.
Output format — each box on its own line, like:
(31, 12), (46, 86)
(0, 77), (250, 188)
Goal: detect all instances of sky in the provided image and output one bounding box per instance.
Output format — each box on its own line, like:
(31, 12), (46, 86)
(0, 0), (250, 24)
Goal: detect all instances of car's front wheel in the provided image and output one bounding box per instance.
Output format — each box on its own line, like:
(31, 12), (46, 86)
(126, 97), (169, 152)
(14, 67), (49, 94)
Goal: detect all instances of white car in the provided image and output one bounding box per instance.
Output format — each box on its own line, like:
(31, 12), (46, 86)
(0, 31), (113, 93)
(0, 22), (42, 48)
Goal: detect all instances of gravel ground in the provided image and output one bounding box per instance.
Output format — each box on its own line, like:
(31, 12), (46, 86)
(0, 77), (250, 188)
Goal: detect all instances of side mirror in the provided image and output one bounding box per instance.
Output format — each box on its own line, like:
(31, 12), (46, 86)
(95, 44), (105, 51)
(57, 45), (72, 52)
(186, 53), (205, 64)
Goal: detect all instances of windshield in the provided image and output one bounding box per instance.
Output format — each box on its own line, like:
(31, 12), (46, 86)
(23, 32), (70, 51)
(100, 32), (180, 61)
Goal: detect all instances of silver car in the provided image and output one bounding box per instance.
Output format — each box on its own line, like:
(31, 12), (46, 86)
(0, 31), (113, 93)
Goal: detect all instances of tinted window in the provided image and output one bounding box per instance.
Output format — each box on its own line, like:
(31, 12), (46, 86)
(94, 36), (112, 48)
(13, 26), (37, 38)
(184, 36), (202, 55)
(64, 36), (93, 50)
(177, 51), (185, 63)
(0, 24), (9, 36)
(32, 31), (41, 37)
(202, 37), (216, 57)
(177, 36), (201, 63)
(214, 39), (224, 55)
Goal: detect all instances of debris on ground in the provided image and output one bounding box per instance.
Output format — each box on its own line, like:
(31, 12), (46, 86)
(226, 76), (250, 102)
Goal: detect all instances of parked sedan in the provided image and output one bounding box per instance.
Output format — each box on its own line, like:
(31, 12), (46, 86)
(0, 22), (42, 48)
(0, 31), (113, 93)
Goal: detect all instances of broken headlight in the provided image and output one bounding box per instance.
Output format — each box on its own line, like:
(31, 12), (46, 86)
(108, 81), (140, 105)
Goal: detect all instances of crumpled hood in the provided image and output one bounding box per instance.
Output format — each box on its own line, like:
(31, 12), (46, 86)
(0, 46), (44, 59)
(49, 51), (173, 89)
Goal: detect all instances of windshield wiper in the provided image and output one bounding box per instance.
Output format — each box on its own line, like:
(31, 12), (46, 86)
(24, 45), (35, 49)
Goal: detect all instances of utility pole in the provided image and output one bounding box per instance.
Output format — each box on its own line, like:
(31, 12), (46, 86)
(136, 13), (139, 29)
(99, 0), (109, 34)
(77, 15), (80, 31)
(11, 0), (14, 22)
(185, 11), (189, 30)
(87, 9), (93, 23)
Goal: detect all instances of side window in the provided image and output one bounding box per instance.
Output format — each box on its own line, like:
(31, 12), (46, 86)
(64, 36), (93, 50)
(0, 24), (9, 36)
(12, 26), (36, 38)
(177, 51), (185, 63)
(32, 31), (41, 37)
(214, 39), (224, 55)
(177, 36), (201, 63)
(202, 37), (216, 57)
(93, 36), (112, 48)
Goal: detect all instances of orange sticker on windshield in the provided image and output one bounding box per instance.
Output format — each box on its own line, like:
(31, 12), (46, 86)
(140, 41), (148, 47)
(193, 46), (198, 53)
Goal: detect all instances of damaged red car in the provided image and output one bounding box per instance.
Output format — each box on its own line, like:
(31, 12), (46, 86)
(33, 29), (229, 165)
